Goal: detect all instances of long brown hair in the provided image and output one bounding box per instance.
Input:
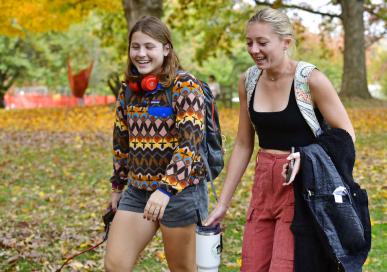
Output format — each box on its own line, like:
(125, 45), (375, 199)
(125, 16), (181, 87)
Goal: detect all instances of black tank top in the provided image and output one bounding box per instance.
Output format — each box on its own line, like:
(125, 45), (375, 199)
(249, 81), (323, 151)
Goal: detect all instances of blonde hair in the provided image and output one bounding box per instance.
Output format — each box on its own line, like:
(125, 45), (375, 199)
(248, 8), (294, 38)
(126, 16), (181, 87)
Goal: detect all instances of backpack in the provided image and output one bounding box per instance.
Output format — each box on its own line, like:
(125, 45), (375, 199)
(165, 74), (224, 184)
(244, 61), (323, 136)
(123, 72), (224, 189)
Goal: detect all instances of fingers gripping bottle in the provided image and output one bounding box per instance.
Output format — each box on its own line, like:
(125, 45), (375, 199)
(196, 224), (222, 272)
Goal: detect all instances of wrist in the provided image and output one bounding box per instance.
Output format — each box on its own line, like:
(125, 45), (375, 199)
(158, 182), (178, 196)
(218, 199), (230, 208)
(112, 182), (125, 189)
(157, 188), (172, 198)
(111, 188), (123, 193)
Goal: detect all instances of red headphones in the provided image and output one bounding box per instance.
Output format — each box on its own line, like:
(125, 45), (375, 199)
(128, 74), (160, 93)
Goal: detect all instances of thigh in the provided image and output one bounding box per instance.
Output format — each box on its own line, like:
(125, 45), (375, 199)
(241, 207), (275, 272)
(105, 210), (158, 271)
(270, 205), (294, 272)
(251, 157), (272, 209)
(160, 223), (196, 272)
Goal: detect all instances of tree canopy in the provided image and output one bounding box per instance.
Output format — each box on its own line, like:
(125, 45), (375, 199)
(168, 0), (386, 98)
(0, 0), (386, 104)
(0, 0), (121, 36)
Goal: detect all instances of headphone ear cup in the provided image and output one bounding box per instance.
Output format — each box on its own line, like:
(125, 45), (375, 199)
(141, 75), (159, 92)
(128, 81), (140, 92)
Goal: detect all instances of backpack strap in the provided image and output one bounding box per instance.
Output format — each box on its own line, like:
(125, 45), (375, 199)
(165, 87), (173, 106)
(244, 61), (322, 137)
(166, 72), (219, 201)
(122, 82), (132, 107)
(199, 148), (218, 202)
(294, 61), (322, 137)
(244, 65), (262, 108)
(165, 71), (185, 107)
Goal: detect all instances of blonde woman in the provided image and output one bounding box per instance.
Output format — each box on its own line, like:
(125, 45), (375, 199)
(206, 8), (354, 272)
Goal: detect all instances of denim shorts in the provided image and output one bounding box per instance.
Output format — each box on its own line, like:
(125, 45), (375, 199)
(118, 181), (208, 228)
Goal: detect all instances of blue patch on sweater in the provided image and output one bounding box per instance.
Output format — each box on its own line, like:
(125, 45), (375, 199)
(148, 106), (174, 118)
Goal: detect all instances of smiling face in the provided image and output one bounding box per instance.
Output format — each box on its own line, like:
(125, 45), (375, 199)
(129, 31), (170, 75)
(246, 22), (291, 70)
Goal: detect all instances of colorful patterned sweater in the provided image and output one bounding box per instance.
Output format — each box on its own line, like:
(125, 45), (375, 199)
(110, 72), (206, 194)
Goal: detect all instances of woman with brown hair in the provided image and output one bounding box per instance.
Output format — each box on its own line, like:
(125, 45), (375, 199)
(104, 16), (207, 271)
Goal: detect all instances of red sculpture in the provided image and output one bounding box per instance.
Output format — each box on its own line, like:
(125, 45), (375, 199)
(67, 60), (94, 98)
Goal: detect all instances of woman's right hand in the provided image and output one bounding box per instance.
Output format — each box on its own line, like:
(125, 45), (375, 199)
(204, 202), (229, 227)
(110, 192), (122, 211)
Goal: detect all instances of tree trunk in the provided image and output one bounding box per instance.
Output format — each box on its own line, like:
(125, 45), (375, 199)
(0, 72), (17, 109)
(0, 93), (5, 108)
(0, 87), (6, 108)
(339, 0), (370, 98)
(121, 0), (163, 32)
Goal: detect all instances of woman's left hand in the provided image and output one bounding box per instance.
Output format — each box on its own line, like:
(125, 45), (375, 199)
(143, 190), (171, 221)
(282, 152), (301, 185)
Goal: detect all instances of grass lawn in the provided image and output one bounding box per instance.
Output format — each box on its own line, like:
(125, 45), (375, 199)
(0, 101), (386, 271)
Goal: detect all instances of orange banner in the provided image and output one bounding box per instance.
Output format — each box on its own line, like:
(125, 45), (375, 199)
(4, 94), (115, 109)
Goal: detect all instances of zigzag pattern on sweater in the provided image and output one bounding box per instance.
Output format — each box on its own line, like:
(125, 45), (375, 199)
(112, 72), (205, 192)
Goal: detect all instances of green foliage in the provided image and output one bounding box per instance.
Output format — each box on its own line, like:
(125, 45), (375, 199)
(93, 10), (128, 67)
(165, 0), (258, 92)
(368, 43), (387, 97)
(1, 0), (385, 99)
(0, 36), (32, 107)
(294, 39), (343, 90)
(167, 1), (345, 91)
(0, 36), (30, 91)
(171, 27), (252, 91)
(1, 12), (128, 96)
(34, 13), (119, 95)
(166, 0), (387, 99)
(166, 0), (255, 63)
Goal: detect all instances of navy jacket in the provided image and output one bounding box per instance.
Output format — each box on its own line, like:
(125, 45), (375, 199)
(292, 129), (371, 272)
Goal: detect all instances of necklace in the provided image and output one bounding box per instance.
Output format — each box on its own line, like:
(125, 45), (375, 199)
(265, 61), (295, 81)
(266, 73), (281, 81)
(268, 76), (276, 81)
(266, 70), (290, 81)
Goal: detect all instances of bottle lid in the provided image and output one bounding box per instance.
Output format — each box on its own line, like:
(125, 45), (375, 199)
(196, 224), (221, 236)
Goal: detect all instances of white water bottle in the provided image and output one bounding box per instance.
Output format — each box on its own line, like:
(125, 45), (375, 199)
(196, 224), (222, 272)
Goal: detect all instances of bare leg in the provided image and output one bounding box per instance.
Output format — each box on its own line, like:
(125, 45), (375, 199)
(160, 223), (196, 272)
(104, 210), (159, 272)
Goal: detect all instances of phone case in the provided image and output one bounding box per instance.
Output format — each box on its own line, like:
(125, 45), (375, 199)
(102, 207), (116, 230)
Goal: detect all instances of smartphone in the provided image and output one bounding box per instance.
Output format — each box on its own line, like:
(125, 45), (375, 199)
(285, 147), (295, 183)
(103, 197), (121, 230)
(102, 207), (116, 228)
